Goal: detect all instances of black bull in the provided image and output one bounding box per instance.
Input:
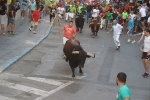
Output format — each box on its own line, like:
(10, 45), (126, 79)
(75, 15), (85, 33)
(63, 39), (95, 79)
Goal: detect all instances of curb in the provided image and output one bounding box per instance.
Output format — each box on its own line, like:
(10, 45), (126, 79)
(0, 25), (52, 74)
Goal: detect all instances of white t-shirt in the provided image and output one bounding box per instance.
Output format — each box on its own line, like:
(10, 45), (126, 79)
(139, 7), (146, 17)
(57, 7), (65, 14)
(147, 16), (150, 22)
(144, 36), (150, 52)
(129, 0), (133, 3)
(92, 9), (98, 17)
(129, 14), (136, 20)
(112, 23), (123, 35)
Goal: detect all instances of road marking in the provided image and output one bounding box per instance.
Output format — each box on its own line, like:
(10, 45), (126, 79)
(35, 81), (74, 100)
(25, 77), (63, 86)
(0, 95), (17, 100)
(0, 80), (49, 96)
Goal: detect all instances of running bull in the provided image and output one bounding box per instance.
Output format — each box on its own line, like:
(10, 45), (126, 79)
(75, 14), (85, 33)
(63, 39), (95, 79)
(89, 19), (100, 38)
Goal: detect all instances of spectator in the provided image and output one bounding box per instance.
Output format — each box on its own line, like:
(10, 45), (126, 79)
(0, 0), (8, 35)
(29, 6), (40, 34)
(141, 28), (150, 78)
(116, 72), (131, 100)
(21, 0), (28, 19)
(44, 0), (50, 15)
(7, 2), (17, 35)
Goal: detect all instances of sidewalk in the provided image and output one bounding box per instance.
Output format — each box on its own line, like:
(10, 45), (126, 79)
(0, 15), (52, 73)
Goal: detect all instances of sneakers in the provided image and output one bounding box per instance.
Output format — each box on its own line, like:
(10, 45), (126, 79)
(29, 27), (32, 31)
(142, 72), (149, 78)
(127, 39), (130, 42)
(116, 46), (120, 50)
(11, 31), (15, 35)
(32, 31), (36, 34)
(132, 40), (136, 44)
(1, 33), (6, 35)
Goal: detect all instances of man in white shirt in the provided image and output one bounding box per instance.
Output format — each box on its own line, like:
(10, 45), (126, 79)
(92, 8), (98, 19)
(108, 20), (123, 50)
(141, 28), (150, 78)
(57, 5), (65, 25)
(139, 5), (146, 27)
(129, 10), (136, 21)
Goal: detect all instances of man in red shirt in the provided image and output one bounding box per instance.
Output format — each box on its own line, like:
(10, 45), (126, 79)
(57, 0), (62, 8)
(59, 21), (76, 45)
(29, 6), (40, 34)
(118, 13), (124, 26)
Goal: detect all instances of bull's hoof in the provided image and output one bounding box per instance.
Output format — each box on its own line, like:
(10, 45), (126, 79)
(80, 31), (82, 33)
(80, 73), (83, 75)
(72, 77), (76, 80)
(92, 35), (95, 38)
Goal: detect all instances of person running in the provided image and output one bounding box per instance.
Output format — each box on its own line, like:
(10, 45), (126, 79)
(108, 20), (123, 50)
(29, 6), (40, 34)
(39, 2), (44, 20)
(49, 5), (56, 24)
(0, 0), (8, 35)
(65, 3), (70, 21)
(116, 72), (131, 100)
(21, 0), (28, 19)
(29, 0), (36, 16)
(127, 16), (136, 43)
(86, 4), (92, 23)
(57, 5), (65, 25)
(99, 8), (105, 30)
(59, 21), (76, 46)
(69, 4), (76, 21)
(105, 10), (112, 30)
(122, 10), (128, 24)
(141, 28), (150, 78)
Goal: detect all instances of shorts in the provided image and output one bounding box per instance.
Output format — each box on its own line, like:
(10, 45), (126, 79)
(141, 17), (146, 21)
(69, 13), (74, 18)
(135, 20), (140, 26)
(58, 13), (63, 18)
(63, 37), (69, 45)
(105, 19), (110, 24)
(40, 12), (43, 18)
(50, 14), (55, 18)
(22, 5), (27, 10)
(31, 21), (38, 26)
(127, 28), (133, 36)
(0, 15), (5, 24)
(141, 52), (150, 59)
(8, 17), (15, 24)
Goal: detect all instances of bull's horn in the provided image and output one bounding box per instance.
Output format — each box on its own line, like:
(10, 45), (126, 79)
(72, 51), (79, 54)
(87, 52), (95, 58)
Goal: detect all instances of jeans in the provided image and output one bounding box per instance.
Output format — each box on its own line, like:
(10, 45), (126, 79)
(86, 12), (91, 22)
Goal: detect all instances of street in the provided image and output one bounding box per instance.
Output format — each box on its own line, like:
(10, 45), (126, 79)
(0, 15), (149, 100)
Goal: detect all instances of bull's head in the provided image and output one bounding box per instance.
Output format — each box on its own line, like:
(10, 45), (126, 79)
(72, 51), (95, 68)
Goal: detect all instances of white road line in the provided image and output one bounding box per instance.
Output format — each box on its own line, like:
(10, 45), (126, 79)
(25, 77), (63, 86)
(0, 80), (49, 96)
(0, 95), (17, 100)
(35, 81), (74, 100)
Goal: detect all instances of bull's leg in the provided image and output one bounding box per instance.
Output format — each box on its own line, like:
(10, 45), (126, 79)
(80, 28), (82, 33)
(92, 32), (95, 38)
(76, 27), (79, 31)
(79, 67), (83, 75)
(71, 68), (75, 79)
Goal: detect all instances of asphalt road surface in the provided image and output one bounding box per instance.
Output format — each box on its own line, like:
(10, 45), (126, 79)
(0, 17), (149, 100)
